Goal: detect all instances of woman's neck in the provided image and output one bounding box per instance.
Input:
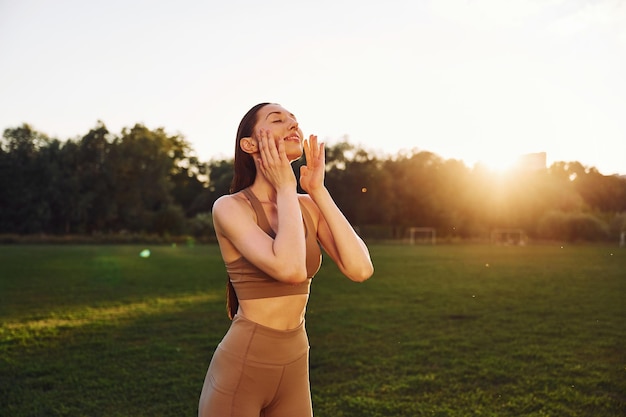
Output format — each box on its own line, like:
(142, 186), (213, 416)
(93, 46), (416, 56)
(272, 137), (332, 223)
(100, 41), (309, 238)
(248, 179), (277, 203)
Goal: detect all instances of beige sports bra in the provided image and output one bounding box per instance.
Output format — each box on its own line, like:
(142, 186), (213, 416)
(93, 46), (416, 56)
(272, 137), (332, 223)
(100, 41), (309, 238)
(225, 188), (322, 300)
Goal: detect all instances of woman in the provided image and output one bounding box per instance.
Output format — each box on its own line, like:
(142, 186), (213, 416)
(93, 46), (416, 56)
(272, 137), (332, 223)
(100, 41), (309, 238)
(198, 103), (374, 417)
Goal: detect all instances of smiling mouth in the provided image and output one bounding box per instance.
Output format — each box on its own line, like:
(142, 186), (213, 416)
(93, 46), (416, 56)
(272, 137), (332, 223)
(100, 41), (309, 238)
(284, 135), (301, 142)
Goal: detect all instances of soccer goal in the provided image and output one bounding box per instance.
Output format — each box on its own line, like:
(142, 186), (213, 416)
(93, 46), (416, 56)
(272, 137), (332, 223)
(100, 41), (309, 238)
(408, 227), (436, 245)
(491, 228), (527, 246)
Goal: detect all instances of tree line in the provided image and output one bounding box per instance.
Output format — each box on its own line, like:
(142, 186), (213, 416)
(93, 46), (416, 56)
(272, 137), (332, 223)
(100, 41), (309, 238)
(1, 123), (625, 242)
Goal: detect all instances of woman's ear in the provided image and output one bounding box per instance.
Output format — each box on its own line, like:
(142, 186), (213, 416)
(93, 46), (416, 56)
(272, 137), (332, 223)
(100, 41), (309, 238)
(239, 137), (258, 154)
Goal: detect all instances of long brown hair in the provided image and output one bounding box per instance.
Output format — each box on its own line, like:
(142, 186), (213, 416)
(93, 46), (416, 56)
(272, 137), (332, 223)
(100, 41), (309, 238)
(226, 103), (271, 319)
(229, 102), (271, 193)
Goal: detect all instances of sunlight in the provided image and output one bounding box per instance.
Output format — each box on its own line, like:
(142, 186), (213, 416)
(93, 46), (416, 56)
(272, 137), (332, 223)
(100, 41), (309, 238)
(475, 154), (520, 173)
(2, 293), (218, 336)
(473, 151), (547, 174)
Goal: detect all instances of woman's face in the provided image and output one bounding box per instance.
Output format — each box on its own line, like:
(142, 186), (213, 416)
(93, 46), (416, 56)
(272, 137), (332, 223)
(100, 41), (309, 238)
(253, 104), (304, 160)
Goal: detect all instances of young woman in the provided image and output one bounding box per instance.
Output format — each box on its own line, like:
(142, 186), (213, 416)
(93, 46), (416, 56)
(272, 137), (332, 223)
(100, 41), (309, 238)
(198, 103), (374, 417)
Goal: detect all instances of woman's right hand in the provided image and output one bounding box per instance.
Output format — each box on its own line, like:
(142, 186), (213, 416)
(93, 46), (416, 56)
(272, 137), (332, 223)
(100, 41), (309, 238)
(256, 128), (297, 190)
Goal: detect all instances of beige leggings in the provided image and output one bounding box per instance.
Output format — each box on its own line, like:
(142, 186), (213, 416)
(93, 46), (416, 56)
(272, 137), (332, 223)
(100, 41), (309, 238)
(198, 314), (313, 417)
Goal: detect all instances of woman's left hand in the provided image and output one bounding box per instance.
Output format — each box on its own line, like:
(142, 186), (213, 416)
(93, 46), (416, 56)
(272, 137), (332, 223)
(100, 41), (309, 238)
(299, 135), (325, 194)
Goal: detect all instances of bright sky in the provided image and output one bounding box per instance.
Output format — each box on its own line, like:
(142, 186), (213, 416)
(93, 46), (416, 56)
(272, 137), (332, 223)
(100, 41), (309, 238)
(1, 0), (625, 175)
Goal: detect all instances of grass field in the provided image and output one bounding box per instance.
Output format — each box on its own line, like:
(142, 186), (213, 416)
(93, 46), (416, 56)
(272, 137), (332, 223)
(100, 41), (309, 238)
(0, 243), (624, 417)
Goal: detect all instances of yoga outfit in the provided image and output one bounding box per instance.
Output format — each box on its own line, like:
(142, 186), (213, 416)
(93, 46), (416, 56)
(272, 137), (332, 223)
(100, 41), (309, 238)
(226, 188), (322, 300)
(198, 188), (322, 417)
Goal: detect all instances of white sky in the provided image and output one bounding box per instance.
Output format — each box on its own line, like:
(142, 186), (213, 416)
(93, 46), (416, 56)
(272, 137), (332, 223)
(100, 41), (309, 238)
(1, 0), (625, 175)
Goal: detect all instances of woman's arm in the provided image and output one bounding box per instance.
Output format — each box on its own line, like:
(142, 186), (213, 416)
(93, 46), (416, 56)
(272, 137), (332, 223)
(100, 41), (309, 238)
(213, 130), (307, 283)
(213, 191), (306, 284)
(300, 136), (374, 282)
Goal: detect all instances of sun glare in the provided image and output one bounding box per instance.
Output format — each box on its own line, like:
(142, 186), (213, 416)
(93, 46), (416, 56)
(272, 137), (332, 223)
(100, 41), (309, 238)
(473, 151), (548, 173)
(476, 155), (520, 173)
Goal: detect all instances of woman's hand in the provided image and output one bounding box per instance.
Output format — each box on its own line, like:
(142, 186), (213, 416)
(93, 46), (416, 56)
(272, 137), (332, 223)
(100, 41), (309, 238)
(257, 128), (297, 190)
(299, 135), (325, 194)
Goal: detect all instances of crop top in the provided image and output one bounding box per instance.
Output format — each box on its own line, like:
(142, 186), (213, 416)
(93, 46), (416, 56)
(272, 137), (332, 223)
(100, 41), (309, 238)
(226, 188), (322, 300)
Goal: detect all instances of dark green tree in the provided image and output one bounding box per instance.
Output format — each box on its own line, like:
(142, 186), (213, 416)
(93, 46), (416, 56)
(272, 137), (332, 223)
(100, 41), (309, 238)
(107, 124), (185, 233)
(0, 124), (53, 233)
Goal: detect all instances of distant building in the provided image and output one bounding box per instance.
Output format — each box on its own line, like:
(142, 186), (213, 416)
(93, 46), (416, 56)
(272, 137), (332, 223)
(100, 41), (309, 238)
(517, 152), (546, 171)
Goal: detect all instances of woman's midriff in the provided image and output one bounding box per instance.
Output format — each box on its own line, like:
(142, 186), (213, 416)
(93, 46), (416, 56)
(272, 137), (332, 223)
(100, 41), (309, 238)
(237, 294), (309, 330)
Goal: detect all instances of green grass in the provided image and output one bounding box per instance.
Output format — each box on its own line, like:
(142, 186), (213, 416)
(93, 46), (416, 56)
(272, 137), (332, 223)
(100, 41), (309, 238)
(1, 244), (624, 417)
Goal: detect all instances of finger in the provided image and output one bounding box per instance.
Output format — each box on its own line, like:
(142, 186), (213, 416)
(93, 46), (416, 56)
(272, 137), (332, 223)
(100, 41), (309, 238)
(309, 135), (318, 161)
(265, 131), (281, 161)
(319, 141), (325, 164)
(256, 130), (267, 171)
(257, 129), (268, 162)
(276, 135), (288, 161)
(303, 137), (310, 162)
(259, 129), (275, 164)
(304, 135), (313, 163)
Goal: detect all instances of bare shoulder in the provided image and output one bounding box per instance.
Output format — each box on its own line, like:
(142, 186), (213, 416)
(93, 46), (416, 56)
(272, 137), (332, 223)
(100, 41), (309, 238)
(297, 193), (315, 208)
(214, 192), (248, 209)
(298, 193), (320, 221)
(212, 193), (252, 224)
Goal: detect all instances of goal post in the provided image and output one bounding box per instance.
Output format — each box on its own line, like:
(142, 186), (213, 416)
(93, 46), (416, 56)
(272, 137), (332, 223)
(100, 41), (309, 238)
(408, 227), (436, 245)
(491, 228), (527, 246)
